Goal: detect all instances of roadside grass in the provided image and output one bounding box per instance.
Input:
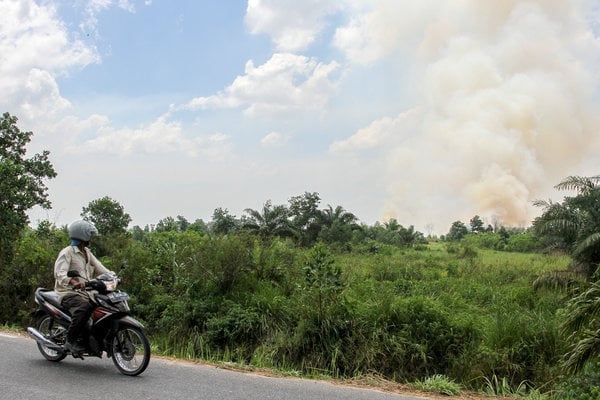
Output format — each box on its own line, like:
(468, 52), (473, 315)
(412, 374), (462, 396)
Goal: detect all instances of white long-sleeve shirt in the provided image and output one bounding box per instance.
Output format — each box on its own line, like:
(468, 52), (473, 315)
(54, 245), (113, 301)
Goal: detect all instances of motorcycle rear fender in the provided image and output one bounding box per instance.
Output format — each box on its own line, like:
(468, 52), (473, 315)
(30, 308), (71, 327)
(31, 309), (47, 319)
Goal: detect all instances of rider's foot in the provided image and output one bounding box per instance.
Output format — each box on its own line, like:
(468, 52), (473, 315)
(65, 340), (85, 356)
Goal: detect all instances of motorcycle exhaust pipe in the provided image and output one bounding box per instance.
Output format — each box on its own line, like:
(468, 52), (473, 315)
(27, 327), (63, 351)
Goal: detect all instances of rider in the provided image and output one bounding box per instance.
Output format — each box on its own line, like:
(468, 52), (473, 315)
(54, 220), (114, 355)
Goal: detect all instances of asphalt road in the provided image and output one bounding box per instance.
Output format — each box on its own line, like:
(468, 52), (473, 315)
(0, 332), (428, 400)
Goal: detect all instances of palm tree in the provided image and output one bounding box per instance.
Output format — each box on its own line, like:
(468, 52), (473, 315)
(242, 200), (297, 239)
(320, 205), (358, 228)
(533, 175), (600, 278)
(533, 175), (600, 374)
(318, 205), (360, 245)
(561, 281), (600, 374)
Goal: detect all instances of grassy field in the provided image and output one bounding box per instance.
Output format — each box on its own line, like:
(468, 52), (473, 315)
(141, 240), (572, 397)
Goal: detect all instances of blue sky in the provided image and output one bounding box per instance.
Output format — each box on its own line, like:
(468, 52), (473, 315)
(4, 0), (600, 234)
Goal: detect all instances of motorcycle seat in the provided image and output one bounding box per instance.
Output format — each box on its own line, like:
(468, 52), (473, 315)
(37, 288), (62, 308)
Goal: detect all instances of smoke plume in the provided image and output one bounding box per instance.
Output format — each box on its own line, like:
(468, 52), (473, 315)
(333, 0), (600, 233)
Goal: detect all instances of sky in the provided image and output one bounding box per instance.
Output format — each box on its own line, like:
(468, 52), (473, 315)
(3, 0), (600, 235)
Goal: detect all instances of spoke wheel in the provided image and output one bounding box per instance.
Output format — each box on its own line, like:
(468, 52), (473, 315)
(111, 327), (150, 376)
(36, 315), (67, 362)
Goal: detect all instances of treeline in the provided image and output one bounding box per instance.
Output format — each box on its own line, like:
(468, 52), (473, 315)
(128, 192), (541, 253)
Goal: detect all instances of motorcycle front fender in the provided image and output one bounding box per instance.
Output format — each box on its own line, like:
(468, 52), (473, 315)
(115, 315), (145, 330)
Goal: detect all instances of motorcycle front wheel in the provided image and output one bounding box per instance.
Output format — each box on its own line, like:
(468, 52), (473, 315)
(36, 314), (67, 362)
(111, 326), (150, 376)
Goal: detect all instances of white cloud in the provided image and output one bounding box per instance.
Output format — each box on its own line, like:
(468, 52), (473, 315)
(69, 115), (233, 159)
(184, 53), (340, 118)
(330, 109), (420, 153)
(261, 131), (290, 147)
(0, 0), (98, 120)
(245, 0), (344, 52)
(80, 0), (140, 34)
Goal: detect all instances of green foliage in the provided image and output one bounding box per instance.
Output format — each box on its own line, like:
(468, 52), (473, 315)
(81, 196), (131, 235)
(469, 215), (485, 233)
(554, 361), (600, 399)
(447, 221), (468, 241)
(481, 374), (529, 397)
(210, 207), (239, 235)
(506, 230), (542, 252)
(412, 374), (462, 396)
(5, 217), (574, 395)
(0, 112), (56, 265)
(534, 175), (600, 278)
(302, 243), (342, 321)
(288, 191), (322, 246)
(0, 224), (66, 324)
(363, 220), (426, 248)
(533, 175), (600, 377)
(242, 200), (296, 239)
(561, 281), (600, 374)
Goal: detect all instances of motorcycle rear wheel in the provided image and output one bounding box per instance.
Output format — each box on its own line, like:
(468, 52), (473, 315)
(36, 314), (67, 362)
(111, 327), (150, 376)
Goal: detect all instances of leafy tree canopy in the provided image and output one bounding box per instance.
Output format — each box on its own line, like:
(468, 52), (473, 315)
(211, 207), (239, 235)
(469, 215), (485, 233)
(0, 112), (56, 264)
(81, 196), (131, 235)
(242, 200), (296, 239)
(447, 221), (468, 241)
(534, 175), (600, 278)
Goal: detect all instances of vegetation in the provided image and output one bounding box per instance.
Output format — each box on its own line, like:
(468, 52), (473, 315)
(412, 374), (462, 396)
(1, 117), (599, 398)
(0, 112), (56, 266)
(0, 219), (575, 397)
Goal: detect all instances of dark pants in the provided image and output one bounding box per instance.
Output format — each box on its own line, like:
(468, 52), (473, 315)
(62, 294), (93, 344)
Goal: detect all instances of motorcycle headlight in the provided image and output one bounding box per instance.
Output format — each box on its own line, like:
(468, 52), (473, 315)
(103, 279), (117, 292)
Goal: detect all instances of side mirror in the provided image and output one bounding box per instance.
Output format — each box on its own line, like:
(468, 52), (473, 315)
(67, 270), (81, 278)
(120, 262), (127, 270)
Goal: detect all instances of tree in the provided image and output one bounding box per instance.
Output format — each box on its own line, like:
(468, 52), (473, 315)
(188, 218), (208, 234)
(210, 208), (239, 235)
(303, 243), (342, 322)
(318, 205), (359, 246)
(81, 196), (131, 235)
(0, 112), (56, 264)
(242, 200), (296, 239)
(532, 175), (600, 375)
(446, 221), (468, 241)
(533, 175), (600, 278)
(288, 192), (322, 245)
(469, 215), (485, 233)
(562, 281), (600, 374)
(155, 216), (179, 232)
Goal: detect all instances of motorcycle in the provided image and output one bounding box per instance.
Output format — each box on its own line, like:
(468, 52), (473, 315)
(27, 264), (150, 376)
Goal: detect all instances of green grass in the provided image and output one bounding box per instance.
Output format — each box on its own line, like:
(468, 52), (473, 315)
(412, 374), (462, 395)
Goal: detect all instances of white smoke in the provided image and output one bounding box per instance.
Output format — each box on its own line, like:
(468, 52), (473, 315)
(332, 0), (600, 233)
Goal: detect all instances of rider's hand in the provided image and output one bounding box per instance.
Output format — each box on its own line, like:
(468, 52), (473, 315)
(70, 279), (85, 289)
